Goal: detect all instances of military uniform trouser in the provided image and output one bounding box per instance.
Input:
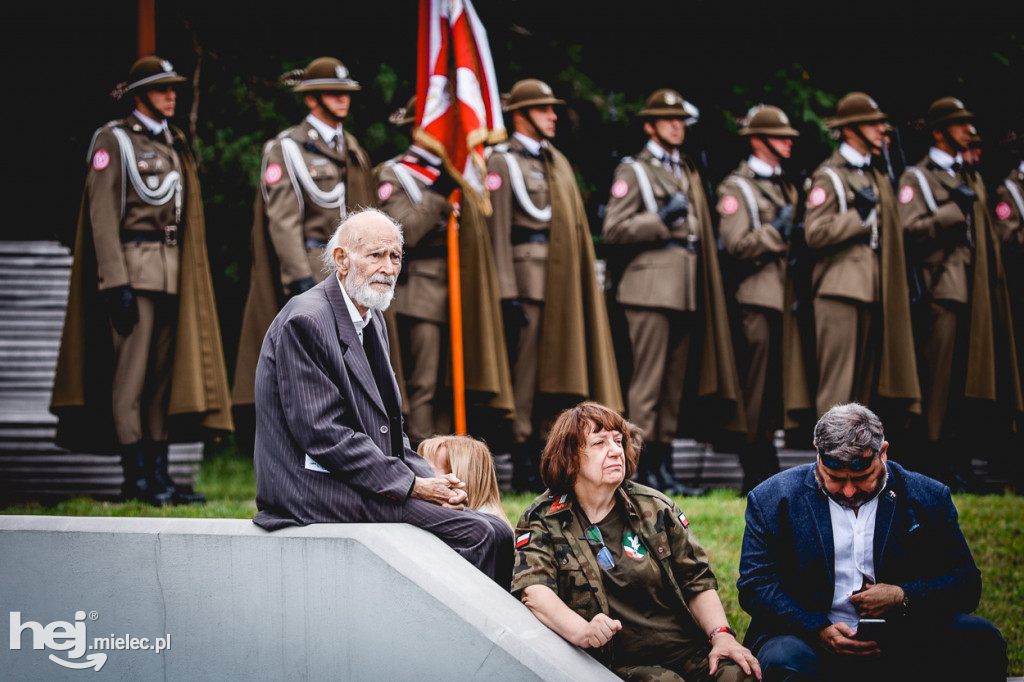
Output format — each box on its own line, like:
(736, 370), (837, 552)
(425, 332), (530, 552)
(398, 315), (450, 446)
(110, 291), (177, 445)
(512, 299), (543, 445)
(739, 306), (782, 446)
(624, 308), (694, 444)
(613, 642), (755, 682)
(917, 299), (969, 443)
(812, 297), (875, 418)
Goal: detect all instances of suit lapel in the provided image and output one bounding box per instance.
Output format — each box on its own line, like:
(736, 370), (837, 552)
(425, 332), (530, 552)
(803, 467), (836, 586)
(324, 278), (387, 414)
(873, 464), (898, 575)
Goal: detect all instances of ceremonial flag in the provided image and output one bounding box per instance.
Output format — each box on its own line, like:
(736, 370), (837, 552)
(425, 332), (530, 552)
(415, 0), (505, 215)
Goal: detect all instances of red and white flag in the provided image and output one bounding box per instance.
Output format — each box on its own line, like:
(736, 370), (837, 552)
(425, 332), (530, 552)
(415, 0), (505, 214)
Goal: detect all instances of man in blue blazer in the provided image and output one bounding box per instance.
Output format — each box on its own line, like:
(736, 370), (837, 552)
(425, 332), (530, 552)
(253, 208), (513, 585)
(738, 403), (1005, 681)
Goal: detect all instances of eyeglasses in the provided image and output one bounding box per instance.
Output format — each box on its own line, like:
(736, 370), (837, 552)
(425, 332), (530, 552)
(819, 452), (877, 473)
(582, 524), (615, 571)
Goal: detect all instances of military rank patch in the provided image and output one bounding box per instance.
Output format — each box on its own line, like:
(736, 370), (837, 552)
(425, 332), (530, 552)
(678, 511), (689, 528)
(898, 185), (915, 205)
(623, 531), (647, 559)
(516, 532), (530, 548)
(550, 493), (569, 513)
(611, 179), (628, 199)
(485, 172), (502, 191)
(995, 201), (1012, 220)
(809, 186), (827, 207)
(265, 163), (283, 185)
(720, 195), (739, 216)
(92, 149), (110, 171)
(378, 182), (394, 202)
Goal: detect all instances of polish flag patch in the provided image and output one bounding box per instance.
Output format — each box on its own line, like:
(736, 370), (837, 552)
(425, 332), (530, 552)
(378, 182), (394, 202)
(485, 172), (502, 191)
(720, 195), (739, 216)
(898, 185), (915, 205)
(995, 201), (1012, 220)
(678, 511), (689, 528)
(264, 163), (283, 185)
(611, 179), (629, 199)
(809, 186), (827, 207)
(516, 532), (530, 549)
(92, 149), (110, 171)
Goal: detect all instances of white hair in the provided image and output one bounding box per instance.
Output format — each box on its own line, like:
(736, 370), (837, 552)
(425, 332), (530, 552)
(320, 207), (405, 274)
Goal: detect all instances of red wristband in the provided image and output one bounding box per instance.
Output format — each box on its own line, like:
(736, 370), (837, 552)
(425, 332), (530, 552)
(708, 626), (736, 643)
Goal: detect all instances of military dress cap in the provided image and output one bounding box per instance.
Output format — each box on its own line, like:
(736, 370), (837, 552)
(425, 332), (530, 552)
(926, 96), (975, 128)
(740, 105), (799, 137)
(503, 79), (565, 112)
(639, 88), (699, 124)
(823, 92), (888, 129)
(293, 57), (361, 93)
(125, 56), (187, 93)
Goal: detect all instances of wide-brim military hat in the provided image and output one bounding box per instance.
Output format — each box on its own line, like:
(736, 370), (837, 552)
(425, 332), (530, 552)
(639, 89), (699, 124)
(740, 105), (799, 137)
(125, 56), (187, 94)
(503, 79), (565, 112)
(926, 96), (974, 128)
(823, 92), (887, 129)
(292, 57), (361, 93)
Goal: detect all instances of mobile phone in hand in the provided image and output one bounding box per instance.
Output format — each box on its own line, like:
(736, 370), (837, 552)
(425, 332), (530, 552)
(855, 618), (886, 642)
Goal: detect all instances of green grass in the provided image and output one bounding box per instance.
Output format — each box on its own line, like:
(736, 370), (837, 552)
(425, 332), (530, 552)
(4, 455), (1022, 674)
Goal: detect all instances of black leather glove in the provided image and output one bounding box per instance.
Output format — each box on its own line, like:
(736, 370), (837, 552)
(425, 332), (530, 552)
(949, 183), (977, 216)
(501, 298), (529, 365)
(852, 186), (878, 221)
(105, 285), (138, 337)
(657, 192), (689, 226)
(770, 204), (796, 240)
(289, 276), (316, 298)
(428, 169), (459, 198)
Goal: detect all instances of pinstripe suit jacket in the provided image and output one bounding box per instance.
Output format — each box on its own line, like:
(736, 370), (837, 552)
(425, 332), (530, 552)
(253, 277), (434, 530)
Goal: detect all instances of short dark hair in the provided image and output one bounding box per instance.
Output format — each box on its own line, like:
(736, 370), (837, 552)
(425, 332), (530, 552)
(540, 402), (640, 493)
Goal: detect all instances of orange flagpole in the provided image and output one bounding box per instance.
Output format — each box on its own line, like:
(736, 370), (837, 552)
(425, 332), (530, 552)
(447, 190), (466, 434)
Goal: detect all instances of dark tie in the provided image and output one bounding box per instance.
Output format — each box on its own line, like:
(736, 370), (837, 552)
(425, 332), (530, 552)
(363, 319), (403, 456)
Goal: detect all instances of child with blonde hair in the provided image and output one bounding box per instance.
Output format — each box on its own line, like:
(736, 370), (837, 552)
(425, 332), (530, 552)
(418, 435), (512, 528)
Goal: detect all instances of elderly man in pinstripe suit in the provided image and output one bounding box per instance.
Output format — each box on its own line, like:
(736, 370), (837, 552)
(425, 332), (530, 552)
(253, 208), (513, 585)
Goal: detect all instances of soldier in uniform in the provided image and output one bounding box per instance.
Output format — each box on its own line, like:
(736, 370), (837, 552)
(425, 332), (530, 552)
(602, 88), (743, 497)
(486, 78), (622, 491)
(376, 97), (458, 445)
(897, 98), (1022, 487)
(992, 131), (1022, 378)
(51, 56), (233, 505)
(803, 93), (919, 426)
(715, 105), (800, 494)
(233, 57), (377, 455)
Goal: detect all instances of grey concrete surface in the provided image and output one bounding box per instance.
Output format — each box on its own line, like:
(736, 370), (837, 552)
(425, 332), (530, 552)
(0, 516), (616, 681)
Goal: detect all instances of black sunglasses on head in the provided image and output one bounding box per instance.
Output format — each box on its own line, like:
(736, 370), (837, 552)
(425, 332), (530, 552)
(819, 452), (876, 472)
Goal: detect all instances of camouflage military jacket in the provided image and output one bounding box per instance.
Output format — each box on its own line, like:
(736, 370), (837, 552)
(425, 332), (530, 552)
(512, 481), (718, 633)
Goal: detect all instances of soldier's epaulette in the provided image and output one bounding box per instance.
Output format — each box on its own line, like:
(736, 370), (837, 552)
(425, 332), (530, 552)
(621, 156), (636, 164)
(491, 143), (510, 154)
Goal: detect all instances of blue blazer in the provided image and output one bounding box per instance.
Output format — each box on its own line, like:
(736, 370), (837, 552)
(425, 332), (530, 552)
(737, 461), (981, 655)
(253, 278), (434, 530)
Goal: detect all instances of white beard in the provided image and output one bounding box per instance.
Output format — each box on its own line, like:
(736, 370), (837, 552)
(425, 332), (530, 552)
(346, 270), (396, 311)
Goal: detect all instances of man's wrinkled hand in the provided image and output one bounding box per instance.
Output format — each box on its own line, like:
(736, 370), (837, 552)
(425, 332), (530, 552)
(851, 582), (903, 618)
(412, 475), (467, 509)
(818, 622), (879, 656)
(572, 613), (621, 649)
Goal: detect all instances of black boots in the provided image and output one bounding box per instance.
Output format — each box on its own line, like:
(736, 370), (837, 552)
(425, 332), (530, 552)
(120, 441), (206, 506)
(121, 442), (173, 506)
(645, 442), (706, 497)
(511, 441), (544, 493)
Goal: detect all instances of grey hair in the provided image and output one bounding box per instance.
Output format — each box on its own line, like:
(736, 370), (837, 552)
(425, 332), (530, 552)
(813, 403), (884, 465)
(320, 207), (405, 274)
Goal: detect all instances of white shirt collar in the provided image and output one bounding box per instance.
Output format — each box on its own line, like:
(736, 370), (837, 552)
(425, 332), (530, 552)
(839, 142), (872, 169)
(307, 114), (344, 145)
(133, 109), (169, 136)
(647, 139), (680, 163)
(748, 155), (780, 178)
(514, 131), (547, 157)
(929, 146), (963, 171)
(336, 274), (371, 342)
